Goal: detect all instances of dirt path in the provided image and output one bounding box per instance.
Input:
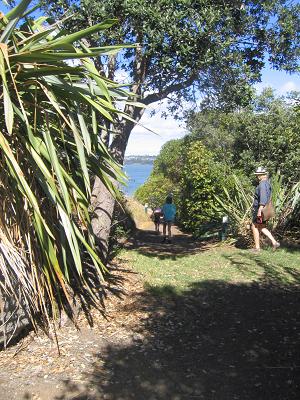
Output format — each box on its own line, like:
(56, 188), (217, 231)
(0, 215), (213, 400)
(0, 259), (150, 400)
(124, 200), (215, 258)
(0, 221), (201, 400)
(125, 221), (212, 257)
(0, 216), (300, 399)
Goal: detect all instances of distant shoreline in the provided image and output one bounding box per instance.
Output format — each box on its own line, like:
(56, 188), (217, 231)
(124, 155), (156, 165)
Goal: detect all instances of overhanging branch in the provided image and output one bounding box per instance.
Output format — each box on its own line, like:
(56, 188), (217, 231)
(142, 73), (198, 105)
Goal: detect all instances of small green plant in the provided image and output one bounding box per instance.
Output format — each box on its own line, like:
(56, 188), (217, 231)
(135, 173), (175, 208)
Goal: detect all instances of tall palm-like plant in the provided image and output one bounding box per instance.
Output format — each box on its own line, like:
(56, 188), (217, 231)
(0, 0), (129, 337)
(215, 174), (300, 243)
(214, 175), (253, 234)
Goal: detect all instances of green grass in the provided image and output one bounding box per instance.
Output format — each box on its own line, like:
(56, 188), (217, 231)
(122, 245), (300, 296)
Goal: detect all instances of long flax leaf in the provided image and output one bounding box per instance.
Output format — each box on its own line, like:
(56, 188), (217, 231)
(0, 44), (14, 134)
(0, 1), (133, 334)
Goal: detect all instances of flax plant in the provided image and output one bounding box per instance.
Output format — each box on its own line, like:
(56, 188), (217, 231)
(0, 0), (131, 333)
(215, 174), (300, 242)
(214, 174), (253, 239)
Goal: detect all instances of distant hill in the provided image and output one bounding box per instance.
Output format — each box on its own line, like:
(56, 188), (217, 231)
(124, 155), (156, 165)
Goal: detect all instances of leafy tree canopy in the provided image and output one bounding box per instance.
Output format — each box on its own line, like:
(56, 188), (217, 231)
(187, 88), (300, 183)
(135, 137), (231, 231)
(43, 0), (300, 114)
(135, 139), (183, 207)
(37, 0), (300, 250)
(134, 173), (175, 209)
(179, 141), (230, 231)
(152, 139), (184, 183)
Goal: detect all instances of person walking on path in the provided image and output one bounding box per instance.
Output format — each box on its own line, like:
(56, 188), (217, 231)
(151, 206), (163, 233)
(251, 167), (280, 253)
(162, 195), (176, 243)
(144, 203), (149, 214)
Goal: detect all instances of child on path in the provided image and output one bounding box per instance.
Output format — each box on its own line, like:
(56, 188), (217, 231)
(151, 206), (163, 233)
(161, 195), (176, 243)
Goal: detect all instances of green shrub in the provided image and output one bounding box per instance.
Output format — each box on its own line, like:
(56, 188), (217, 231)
(179, 141), (229, 233)
(135, 173), (176, 208)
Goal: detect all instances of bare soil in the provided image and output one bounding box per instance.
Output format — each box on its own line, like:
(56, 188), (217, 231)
(0, 258), (149, 400)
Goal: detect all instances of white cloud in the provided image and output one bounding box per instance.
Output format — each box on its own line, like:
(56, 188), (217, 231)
(254, 80), (300, 95)
(253, 82), (267, 94)
(254, 79), (300, 98)
(114, 69), (130, 84)
(278, 81), (299, 94)
(126, 71), (300, 156)
(125, 101), (187, 155)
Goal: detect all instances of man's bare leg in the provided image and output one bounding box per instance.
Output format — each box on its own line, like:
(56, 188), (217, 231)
(162, 223), (167, 242)
(261, 227), (278, 246)
(251, 223), (261, 249)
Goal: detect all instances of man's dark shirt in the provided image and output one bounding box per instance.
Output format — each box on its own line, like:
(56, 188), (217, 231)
(253, 179), (271, 209)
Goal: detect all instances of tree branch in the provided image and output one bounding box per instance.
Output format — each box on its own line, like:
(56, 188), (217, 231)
(142, 72), (198, 105)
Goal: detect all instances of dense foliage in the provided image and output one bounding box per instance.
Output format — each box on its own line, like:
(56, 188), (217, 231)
(135, 139), (183, 208)
(0, 0), (127, 333)
(135, 174), (175, 209)
(136, 90), (300, 237)
(135, 139), (230, 233)
(187, 89), (300, 184)
(43, 0), (300, 152)
(180, 141), (230, 232)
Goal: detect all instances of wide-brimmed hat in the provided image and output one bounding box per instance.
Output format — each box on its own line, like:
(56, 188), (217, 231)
(254, 166), (268, 175)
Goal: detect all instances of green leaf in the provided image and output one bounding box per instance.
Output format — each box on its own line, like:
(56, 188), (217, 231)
(0, 46), (14, 134)
(1, 0), (32, 43)
(43, 125), (72, 214)
(5, 0), (33, 21)
(45, 19), (118, 49)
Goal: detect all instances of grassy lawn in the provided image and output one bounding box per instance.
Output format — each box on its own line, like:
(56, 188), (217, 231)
(122, 245), (300, 295)
(117, 240), (300, 399)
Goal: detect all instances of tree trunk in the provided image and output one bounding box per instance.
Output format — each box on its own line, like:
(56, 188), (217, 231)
(91, 176), (116, 261)
(91, 118), (137, 261)
(91, 40), (146, 262)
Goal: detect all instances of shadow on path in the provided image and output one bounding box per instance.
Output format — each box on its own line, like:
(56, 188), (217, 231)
(124, 225), (214, 260)
(53, 254), (300, 400)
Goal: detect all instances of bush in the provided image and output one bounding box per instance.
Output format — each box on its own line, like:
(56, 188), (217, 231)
(179, 141), (230, 233)
(135, 173), (176, 209)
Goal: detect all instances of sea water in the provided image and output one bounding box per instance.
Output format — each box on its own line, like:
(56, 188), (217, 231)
(123, 163), (153, 196)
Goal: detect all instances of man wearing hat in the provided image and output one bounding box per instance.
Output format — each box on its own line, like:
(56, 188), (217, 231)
(251, 167), (280, 252)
